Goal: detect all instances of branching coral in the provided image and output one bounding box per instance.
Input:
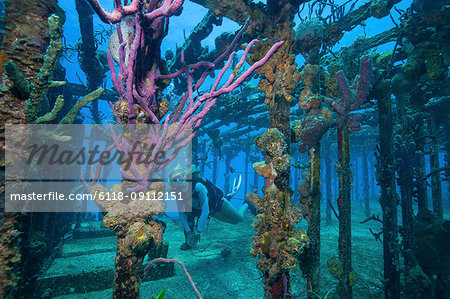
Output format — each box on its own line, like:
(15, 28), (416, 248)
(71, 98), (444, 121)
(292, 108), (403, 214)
(25, 14), (65, 123)
(87, 0), (183, 24)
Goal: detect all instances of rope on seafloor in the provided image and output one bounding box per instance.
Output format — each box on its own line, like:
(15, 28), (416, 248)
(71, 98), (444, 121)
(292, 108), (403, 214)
(144, 257), (202, 299)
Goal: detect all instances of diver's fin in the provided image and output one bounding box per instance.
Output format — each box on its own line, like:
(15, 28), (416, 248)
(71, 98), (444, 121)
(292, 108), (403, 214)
(233, 174), (242, 191)
(227, 174), (242, 200)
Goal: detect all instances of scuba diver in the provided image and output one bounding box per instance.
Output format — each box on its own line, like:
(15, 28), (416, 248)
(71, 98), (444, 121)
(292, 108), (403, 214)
(170, 165), (248, 250)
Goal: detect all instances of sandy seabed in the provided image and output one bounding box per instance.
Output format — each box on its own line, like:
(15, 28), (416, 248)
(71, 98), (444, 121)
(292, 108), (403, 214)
(56, 201), (386, 299)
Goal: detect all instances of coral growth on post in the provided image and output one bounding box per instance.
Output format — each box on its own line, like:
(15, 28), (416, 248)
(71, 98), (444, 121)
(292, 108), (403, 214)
(292, 63), (332, 153)
(327, 56), (372, 297)
(249, 128), (309, 298)
(247, 22), (300, 106)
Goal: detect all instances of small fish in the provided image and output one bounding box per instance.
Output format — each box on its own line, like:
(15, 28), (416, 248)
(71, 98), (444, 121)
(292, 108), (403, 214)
(230, 166), (235, 173)
(63, 230), (73, 240)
